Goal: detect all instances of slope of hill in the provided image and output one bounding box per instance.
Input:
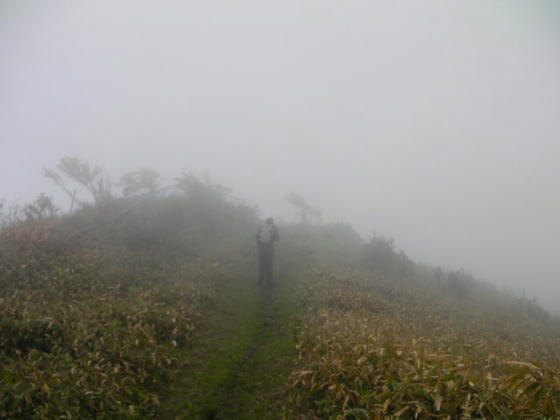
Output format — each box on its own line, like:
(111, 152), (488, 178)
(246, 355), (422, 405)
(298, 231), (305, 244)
(0, 176), (259, 418)
(1, 171), (559, 418)
(289, 268), (560, 419)
(0, 218), (231, 418)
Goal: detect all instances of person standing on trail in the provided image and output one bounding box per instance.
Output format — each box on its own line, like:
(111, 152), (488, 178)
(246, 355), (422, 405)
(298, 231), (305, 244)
(257, 217), (279, 286)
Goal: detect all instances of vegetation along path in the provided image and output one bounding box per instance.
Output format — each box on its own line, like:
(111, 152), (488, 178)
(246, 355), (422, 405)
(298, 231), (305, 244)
(160, 260), (302, 419)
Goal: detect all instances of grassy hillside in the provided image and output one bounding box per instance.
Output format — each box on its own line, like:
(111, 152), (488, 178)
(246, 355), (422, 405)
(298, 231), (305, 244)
(289, 268), (560, 419)
(1, 167), (559, 418)
(0, 175), (258, 418)
(0, 218), (231, 418)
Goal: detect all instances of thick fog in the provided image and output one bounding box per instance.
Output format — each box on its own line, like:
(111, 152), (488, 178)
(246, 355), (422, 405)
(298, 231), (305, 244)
(1, 1), (559, 312)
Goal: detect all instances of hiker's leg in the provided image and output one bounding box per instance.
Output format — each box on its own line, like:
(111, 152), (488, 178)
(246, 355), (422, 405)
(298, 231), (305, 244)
(270, 249), (275, 285)
(258, 246), (265, 285)
(265, 248), (274, 286)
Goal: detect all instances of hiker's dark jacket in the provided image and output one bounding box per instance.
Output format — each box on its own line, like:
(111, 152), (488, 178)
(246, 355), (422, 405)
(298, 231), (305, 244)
(256, 223), (279, 285)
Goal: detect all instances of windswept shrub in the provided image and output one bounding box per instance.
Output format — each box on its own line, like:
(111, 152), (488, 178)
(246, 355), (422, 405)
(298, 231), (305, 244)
(360, 234), (415, 279)
(447, 269), (475, 299)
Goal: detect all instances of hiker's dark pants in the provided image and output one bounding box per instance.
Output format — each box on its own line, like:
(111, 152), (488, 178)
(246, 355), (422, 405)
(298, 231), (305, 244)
(258, 244), (274, 286)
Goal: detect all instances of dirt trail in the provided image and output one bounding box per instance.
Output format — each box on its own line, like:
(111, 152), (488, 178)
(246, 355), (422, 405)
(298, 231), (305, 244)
(160, 266), (300, 419)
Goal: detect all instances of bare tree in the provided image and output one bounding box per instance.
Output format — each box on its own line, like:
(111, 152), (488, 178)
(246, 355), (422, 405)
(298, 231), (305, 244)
(44, 157), (111, 208)
(0, 201), (21, 227)
(175, 172), (231, 201)
(22, 193), (58, 221)
(286, 192), (321, 225)
(119, 168), (160, 197)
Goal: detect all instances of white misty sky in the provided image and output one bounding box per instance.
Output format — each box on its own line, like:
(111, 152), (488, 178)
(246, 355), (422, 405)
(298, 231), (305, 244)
(1, 1), (559, 312)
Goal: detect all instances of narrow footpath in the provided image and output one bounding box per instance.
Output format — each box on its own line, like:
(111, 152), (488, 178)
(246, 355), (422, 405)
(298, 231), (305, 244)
(160, 262), (301, 419)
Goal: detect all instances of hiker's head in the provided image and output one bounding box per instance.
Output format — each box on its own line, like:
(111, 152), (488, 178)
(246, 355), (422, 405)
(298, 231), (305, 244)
(265, 217), (274, 224)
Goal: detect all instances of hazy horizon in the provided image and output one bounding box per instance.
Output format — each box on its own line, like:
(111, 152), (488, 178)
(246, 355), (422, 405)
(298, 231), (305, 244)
(1, 1), (559, 313)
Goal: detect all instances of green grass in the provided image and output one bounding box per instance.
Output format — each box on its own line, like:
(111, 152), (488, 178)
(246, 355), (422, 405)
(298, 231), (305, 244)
(0, 250), (222, 419)
(160, 262), (302, 419)
(0, 217), (308, 419)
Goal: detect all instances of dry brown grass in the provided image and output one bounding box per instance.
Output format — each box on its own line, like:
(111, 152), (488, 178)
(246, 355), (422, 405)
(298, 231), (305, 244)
(289, 268), (560, 419)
